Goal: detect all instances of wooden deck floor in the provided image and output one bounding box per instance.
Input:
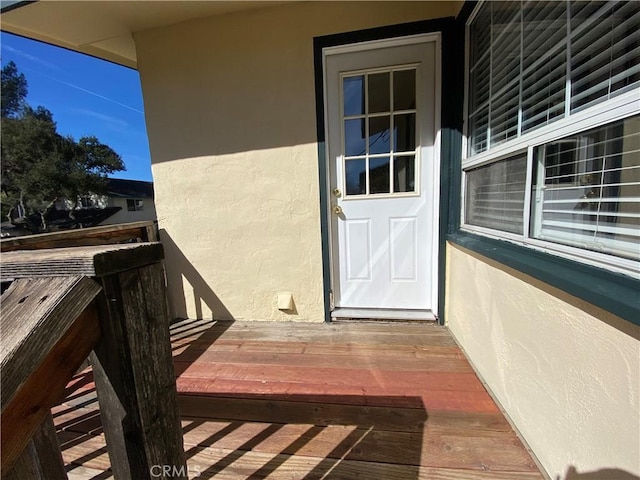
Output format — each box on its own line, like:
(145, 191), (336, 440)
(53, 319), (545, 479)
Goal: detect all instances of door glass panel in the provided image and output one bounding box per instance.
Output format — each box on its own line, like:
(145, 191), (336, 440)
(341, 67), (419, 197)
(394, 70), (416, 110)
(343, 75), (364, 116)
(368, 72), (390, 113)
(394, 113), (416, 152)
(369, 116), (391, 154)
(344, 119), (366, 156)
(370, 157), (391, 194)
(394, 155), (416, 193)
(346, 159), (367, 195)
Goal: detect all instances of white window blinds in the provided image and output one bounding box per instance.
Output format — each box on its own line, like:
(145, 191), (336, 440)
(531, 115), (640, 260)
(465, 154), (528, 234)
(570, 1), (640, 113)
(468, 0), (640, 156)
(521, 1), (567, 133)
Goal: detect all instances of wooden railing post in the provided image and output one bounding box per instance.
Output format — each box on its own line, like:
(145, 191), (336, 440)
(1, 243), (186, 479)
(31, 414), (67, 478)
(5, 414), (68, 480)
(91, 261), (186, 478)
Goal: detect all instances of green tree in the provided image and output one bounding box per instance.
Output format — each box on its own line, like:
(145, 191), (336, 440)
(1, 61), (27, 117)
(1, 62), (125, 232)
(1, 106), (59, 228)
(57, 135), (124, 225)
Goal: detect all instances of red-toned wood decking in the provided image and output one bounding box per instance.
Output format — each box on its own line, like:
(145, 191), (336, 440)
(54, 319), (545, 479)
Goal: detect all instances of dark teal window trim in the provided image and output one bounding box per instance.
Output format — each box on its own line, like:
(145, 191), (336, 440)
(448, 232), (640, 326)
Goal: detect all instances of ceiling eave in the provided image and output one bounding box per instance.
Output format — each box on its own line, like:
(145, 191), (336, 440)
(2, 24), (137, 69)
(0, 1), (290, 70)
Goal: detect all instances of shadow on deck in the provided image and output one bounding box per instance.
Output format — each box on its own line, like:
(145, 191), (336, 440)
(54, 319), (544, 480)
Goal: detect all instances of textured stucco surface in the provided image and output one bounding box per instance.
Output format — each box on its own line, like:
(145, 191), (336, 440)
(446, 242), (640, 479)
(134, 1), (461, 321)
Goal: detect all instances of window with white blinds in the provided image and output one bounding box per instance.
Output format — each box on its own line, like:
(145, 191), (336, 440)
(464, 0), (640, 271)
(570, 1), (640, 113)
(467, 0), (640, 156)
(466, 154), (527, 234)
(531, 116), (640, 260)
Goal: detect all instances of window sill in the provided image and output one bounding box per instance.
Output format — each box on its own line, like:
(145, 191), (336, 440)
(447, 230), (640, 326)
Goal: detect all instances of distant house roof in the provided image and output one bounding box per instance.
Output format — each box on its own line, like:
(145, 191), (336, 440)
(107, 179), (154, 199)
(48, 206), (123, 230)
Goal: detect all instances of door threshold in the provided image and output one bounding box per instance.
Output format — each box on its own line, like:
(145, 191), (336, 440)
(331, 308), (436, 321)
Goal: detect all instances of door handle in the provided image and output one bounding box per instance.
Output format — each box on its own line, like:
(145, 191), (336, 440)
(333, 205), (343, 215)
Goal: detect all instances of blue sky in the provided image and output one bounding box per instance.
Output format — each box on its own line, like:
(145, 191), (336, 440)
(1, 32), (152, 181)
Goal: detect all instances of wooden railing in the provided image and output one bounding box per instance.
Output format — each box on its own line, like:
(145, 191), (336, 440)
(0, 229), (186, 479)
(0, 220), (157, 252)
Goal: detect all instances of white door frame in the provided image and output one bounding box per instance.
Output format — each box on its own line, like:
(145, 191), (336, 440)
(322, 33), (442, 319)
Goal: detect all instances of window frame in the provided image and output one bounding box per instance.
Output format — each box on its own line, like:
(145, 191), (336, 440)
(339, 64), (422, 200)
(461, 1), (640, 279)
(127, 198), (144, 212)
(79, 196), (94, 209)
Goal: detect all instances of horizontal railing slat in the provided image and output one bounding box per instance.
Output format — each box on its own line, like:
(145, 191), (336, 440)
(0, 221), (157, 252)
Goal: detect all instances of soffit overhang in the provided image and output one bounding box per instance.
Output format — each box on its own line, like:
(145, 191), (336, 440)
(1, 1), (289, 69)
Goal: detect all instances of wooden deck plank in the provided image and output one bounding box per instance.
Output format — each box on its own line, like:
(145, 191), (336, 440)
(57, 431), (110, 473)
(172, 349), (472, 372)
(170, 318), (451, 335)
(55, 408), (102, 436)
(179, 394), (426, 432)
(174, 330), (458, 347)
(66, 465), (113, 480)
(57, 427), (541, 480)
(177, 418), (538, 472)
(176, 380), (499, 412)
(174, 362), (486, 391)
(170, 320), (457, 345)
(54, 388), (513, 436)
(53, 386), (512, 436)
(172, 338), (465, 359)
(185, 445), (544, 480)
(54, 320), (544, 479)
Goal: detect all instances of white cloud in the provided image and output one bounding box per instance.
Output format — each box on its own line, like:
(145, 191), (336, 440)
(70, 108), (129, 129)
(43, 75), (144, 114)
(1, 44), (59, 70)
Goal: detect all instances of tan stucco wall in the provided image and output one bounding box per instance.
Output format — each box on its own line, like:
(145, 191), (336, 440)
(446, 242), (640, 480)
(134, 1), (462, 321)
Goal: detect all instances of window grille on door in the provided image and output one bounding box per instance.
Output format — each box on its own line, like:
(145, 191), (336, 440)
(342, 67), (419, 197)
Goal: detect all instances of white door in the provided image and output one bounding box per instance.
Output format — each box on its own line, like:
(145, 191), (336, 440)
(325, 36), (439, 318)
